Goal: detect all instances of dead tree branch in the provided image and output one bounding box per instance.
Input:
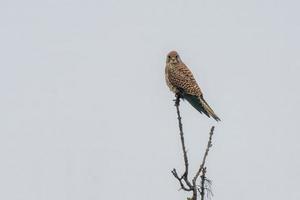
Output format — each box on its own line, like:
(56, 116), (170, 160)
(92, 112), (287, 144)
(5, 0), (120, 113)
(200, 167), (206, 200)
(171, 94), (215, 200)
(173, 94), (193, 189)
(192, 126), (214, 186)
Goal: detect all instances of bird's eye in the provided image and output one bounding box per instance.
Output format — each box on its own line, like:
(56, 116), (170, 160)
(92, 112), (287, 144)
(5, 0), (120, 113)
(168, 56), (171, 59)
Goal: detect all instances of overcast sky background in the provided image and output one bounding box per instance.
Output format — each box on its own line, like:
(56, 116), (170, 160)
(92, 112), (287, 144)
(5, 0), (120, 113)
(1, 0), (300, 200)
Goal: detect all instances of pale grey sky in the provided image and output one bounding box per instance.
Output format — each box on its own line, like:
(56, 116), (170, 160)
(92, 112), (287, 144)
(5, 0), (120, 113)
(1, 0), (300, 200)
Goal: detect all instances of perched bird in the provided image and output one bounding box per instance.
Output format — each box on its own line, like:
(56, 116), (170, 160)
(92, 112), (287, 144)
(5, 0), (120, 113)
(165, 51), (220, 121)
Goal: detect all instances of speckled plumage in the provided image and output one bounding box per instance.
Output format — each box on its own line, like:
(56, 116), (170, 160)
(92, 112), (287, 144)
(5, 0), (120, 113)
(165, 51), (220, 121)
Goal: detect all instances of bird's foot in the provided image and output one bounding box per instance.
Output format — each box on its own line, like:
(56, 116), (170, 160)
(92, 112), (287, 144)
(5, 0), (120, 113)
(174, 93), (181, 106)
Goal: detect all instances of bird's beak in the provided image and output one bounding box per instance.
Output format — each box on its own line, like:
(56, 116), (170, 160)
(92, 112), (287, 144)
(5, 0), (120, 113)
(171, 59), (178, 64)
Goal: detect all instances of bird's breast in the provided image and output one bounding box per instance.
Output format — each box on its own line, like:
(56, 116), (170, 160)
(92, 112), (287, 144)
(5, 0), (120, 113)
(165, 63), (178, 94)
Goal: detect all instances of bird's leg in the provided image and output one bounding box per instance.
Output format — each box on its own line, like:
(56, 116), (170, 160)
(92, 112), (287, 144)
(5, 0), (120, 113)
(174, 93), (181, 106)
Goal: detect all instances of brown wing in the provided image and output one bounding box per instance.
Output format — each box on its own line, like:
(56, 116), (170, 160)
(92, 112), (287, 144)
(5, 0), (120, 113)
(168, 63), (203, 96)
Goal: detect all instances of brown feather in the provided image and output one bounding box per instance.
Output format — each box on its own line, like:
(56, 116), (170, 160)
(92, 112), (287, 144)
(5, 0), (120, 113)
(165, 51), (220, 121)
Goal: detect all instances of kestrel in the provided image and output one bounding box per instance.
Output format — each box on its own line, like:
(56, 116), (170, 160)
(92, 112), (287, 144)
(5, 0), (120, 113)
(165, 51), (220, 121)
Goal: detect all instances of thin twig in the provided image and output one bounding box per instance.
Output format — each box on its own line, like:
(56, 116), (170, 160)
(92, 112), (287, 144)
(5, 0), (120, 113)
(173, 95), (192, 188)
(191, 126), (214, 200)
(192, 126), (214, 184)
(171, 169), (192, 191)
(200, 167), (207, 200)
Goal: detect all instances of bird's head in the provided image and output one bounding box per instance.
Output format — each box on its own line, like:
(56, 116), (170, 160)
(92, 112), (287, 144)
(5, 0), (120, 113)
(166, 51), (181, 64)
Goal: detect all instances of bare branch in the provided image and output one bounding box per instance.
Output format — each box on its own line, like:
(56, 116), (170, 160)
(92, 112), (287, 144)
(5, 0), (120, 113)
(200, 167), (207, 200)
(173, 95), (193, 189)
(171, 169), (192, 191)
(171, 94), (216, 200)
(192, 126), (215, 185)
